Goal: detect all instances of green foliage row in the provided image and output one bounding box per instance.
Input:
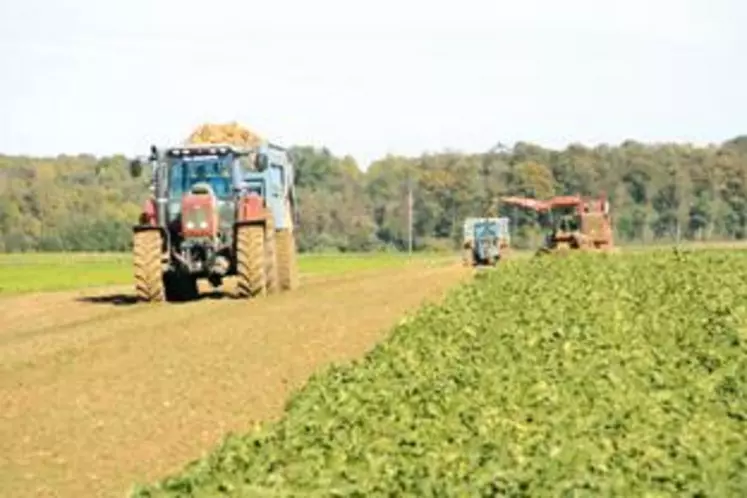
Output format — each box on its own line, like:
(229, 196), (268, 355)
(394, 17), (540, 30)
(2, 135), (747, 253)
(132, 248), (747, 496)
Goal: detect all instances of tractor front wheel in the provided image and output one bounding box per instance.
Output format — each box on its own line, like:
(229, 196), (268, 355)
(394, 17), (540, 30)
(133, 229), (165, 302)
(236, 224), (267, 298)
(462, 245), (474, 267)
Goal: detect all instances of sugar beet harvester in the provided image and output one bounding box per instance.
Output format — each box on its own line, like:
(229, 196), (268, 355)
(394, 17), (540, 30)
(128, 143), (299, 302)
(500, 194), (613, 255)
(462, 217), (510, 267)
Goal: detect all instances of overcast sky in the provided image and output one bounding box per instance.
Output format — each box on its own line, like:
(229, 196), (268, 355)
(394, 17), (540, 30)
(0, 0), (744, 168)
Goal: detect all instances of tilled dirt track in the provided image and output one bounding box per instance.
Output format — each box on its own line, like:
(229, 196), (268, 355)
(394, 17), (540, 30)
(0, 260), (468, 498)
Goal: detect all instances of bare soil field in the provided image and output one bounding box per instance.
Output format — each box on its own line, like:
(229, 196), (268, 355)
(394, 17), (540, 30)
(0, 260), (468, 498)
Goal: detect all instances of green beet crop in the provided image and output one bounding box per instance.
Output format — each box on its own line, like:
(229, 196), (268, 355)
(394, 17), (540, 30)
(132, 248), (747, 497)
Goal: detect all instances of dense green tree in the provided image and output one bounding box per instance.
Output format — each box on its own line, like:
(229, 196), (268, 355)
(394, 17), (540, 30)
(2, 137), (747, 253)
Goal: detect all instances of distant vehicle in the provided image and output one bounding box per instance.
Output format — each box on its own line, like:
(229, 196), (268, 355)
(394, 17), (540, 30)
(462, 217), (510, 267)
(500, 194), (613, 255)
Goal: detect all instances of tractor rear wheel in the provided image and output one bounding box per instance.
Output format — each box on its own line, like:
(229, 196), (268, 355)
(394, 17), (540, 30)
(133, 229), (165, 302)
(462, 243), (474, 267)
(276, 229), (299, 291)
(236, 224), (266, 298)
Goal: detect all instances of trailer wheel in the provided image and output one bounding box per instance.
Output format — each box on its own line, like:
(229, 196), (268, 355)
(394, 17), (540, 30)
(133, 229), (165, 302)
(236, 224), (266, 298)
(276, 229), (299, 291)
(264, 215), (279, 295)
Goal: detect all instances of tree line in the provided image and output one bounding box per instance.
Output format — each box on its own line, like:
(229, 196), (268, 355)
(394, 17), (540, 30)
(1, 135), (747, 253)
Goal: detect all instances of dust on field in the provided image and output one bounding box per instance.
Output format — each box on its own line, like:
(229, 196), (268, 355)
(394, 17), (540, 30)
(0, 260), (468, 498)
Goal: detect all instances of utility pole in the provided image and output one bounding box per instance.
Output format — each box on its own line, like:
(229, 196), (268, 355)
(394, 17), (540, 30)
(407, 174), (413, 256)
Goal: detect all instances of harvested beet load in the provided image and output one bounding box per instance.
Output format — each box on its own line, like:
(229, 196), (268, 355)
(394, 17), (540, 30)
(185, 122), (264, 147)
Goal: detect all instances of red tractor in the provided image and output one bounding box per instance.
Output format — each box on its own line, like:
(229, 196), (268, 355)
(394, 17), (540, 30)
(128, 142), (299, 302)
(501, 194), (614, 254)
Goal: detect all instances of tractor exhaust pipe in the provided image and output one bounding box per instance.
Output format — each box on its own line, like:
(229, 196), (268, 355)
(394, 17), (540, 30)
(150, 146), (169, 228)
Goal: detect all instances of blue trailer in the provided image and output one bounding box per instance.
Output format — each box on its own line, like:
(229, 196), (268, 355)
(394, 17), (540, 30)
(462, 217), (510, 266)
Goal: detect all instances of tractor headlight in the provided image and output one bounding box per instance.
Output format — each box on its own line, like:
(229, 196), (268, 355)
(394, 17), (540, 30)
(182, 204), (211, 233)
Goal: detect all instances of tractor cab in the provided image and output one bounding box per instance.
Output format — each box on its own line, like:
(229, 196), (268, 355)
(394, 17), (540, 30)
(549, 205), (581, 234)
(157, 146), (253, 246)
(541, 197), (583, 247)
(167, 154), (233, 202)
(166, 152), (234, 230)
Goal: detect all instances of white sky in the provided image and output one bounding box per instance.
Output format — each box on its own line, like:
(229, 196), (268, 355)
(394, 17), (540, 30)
(0, 0), (744, 169)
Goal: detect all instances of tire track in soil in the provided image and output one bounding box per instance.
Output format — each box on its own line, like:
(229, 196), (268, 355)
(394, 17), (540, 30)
(0, 260), (468, 498)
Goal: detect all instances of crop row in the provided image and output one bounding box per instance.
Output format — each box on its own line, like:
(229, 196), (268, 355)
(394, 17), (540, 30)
(132, 248), (747, 496)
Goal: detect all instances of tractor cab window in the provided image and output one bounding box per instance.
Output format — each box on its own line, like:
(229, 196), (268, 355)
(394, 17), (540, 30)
(556, 215), (579, 232)
(169, 158), (232, 200)
(235, 156), (253, 172)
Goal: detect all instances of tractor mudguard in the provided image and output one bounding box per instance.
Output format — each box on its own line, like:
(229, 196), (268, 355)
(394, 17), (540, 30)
(236, 193), (267, 227)
(138, 198), (157, 226)
(235, 219), (267, 228)
(132, 224), (170, 254)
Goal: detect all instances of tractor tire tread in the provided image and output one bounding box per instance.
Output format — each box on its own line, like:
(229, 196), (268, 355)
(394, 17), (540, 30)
(265, 216), (279, 295)
(133, 230), (164, 302)
(236, 224), (266, 298)
(276, 229), (299, 291)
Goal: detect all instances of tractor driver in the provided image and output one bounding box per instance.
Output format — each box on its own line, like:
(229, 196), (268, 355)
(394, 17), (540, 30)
(191, 163), (220, 196)
(195, 163), (208, 182)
